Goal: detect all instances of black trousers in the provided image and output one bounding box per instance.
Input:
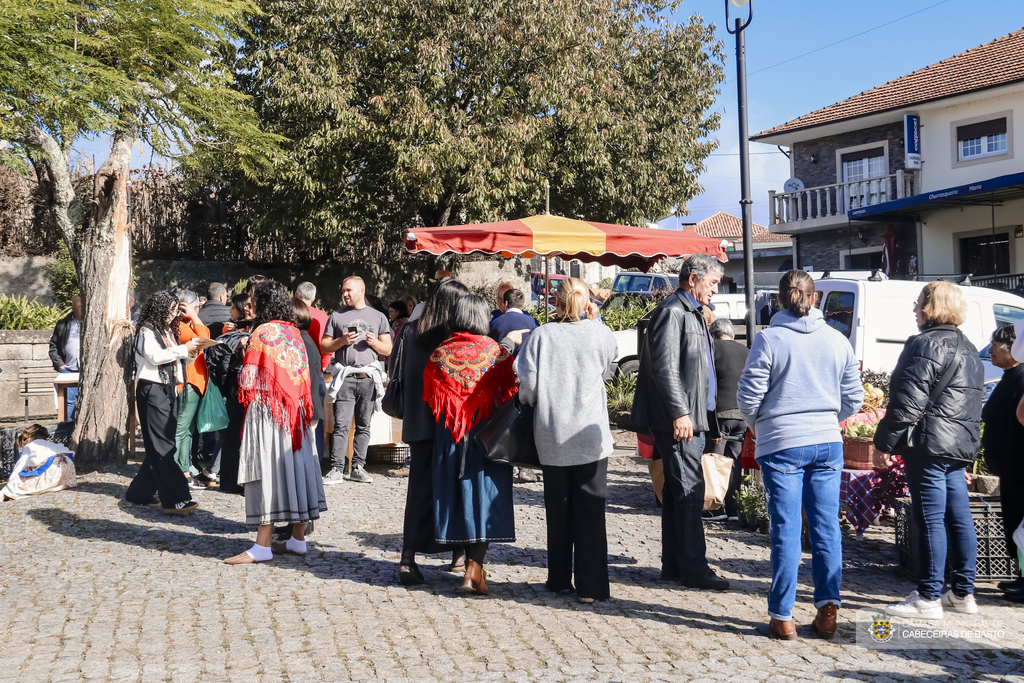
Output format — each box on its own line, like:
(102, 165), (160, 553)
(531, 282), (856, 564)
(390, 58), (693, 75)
(401, 439), (446, 564)
(218, 395), (245, 494)
(653, 429), (709, 578)
(126, 380), (191, 507)
(542, 459), (610, 600)
(1000, 475), (1024, 563)
(709, 418), (746, 517)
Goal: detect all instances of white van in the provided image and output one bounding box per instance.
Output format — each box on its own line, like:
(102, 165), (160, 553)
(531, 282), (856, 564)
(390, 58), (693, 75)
(814, 276), (1024, 373)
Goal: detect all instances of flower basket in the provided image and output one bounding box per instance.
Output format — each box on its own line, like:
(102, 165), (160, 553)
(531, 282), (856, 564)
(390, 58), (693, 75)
(843, 435), (881, 470)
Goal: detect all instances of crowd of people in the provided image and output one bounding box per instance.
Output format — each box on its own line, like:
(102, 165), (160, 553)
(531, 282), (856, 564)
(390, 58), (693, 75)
(17, 253), (1024, 632)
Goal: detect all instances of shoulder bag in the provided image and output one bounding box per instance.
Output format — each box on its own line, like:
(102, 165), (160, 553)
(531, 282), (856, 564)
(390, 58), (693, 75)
(474, 395), (541, 469)
(381, 331), (405, 419)
(892, 330), (963, 455)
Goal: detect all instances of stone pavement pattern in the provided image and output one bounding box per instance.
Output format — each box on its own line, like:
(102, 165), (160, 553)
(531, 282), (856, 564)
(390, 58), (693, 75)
(0, 456), (1022, 683)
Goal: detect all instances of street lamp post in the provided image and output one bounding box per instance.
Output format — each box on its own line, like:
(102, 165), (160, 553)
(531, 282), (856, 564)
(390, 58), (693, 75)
(726, 0), (756, 347)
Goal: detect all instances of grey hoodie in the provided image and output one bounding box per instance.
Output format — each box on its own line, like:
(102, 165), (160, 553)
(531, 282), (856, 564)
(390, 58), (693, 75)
(736, 308), (863, 458)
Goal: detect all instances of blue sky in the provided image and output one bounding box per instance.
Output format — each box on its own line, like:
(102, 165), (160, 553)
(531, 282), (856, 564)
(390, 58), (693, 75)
(71, 0), (1024, 230)
(659, 0), (1024, 229)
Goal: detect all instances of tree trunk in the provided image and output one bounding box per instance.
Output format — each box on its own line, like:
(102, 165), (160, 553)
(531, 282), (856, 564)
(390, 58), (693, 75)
(71, 127), (136, 470)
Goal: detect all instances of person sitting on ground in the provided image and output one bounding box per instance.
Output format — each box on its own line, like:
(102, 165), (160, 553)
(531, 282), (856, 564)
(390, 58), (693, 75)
(225, 280), (327, 564)
(2, 425), (77, 501)
(199, 282), (232, 338)
(48, 296), (83, 421)
(489, 288), (538, 356)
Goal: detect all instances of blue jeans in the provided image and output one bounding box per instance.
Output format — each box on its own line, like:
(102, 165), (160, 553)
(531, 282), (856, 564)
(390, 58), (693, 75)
(757, 442), (843, 621)
(60, 367), (78, 421)
(904, 456), (976, 601)
(652, 429), (709, 577)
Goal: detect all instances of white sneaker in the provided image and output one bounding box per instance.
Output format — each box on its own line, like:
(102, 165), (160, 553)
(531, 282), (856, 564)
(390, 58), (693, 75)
(884, 591), (944, 620)
(940, 590), (978, 614)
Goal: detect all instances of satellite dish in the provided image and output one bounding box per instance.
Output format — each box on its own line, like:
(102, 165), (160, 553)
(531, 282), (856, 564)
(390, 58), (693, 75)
(783, 177), (805, 193)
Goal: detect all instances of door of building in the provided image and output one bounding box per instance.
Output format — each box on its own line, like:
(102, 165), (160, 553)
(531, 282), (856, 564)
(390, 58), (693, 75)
(959, 232), (1009, 276)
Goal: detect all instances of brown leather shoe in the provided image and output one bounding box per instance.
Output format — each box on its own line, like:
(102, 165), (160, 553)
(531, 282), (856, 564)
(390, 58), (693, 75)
(811, 604), (838, 639)
(461, 560), (489, 595)
(769, 618), (797, 640)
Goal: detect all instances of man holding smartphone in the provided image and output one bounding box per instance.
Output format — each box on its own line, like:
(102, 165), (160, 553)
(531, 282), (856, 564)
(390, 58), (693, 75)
(321, 276), (393, 484)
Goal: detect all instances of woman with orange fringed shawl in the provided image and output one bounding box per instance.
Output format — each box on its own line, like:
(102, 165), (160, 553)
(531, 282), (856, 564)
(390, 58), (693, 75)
(425, 295), (518, 595)
(225, 281), (327, 565)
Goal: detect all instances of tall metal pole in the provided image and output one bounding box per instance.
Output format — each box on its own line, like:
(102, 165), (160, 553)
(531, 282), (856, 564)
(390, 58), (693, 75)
(544, 181), (551, 322)
(732, 11), (756, 347)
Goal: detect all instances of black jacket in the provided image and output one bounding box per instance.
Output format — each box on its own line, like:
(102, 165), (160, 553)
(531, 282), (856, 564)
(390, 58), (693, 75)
(874, 324), (984, 463)
(198, 301), (232, 338)
(48, 313), (79, 370)
(300, 330), (326, 422)
(713, 338), (749, 418)
(631, 289), (716, 435)
(399, 320), (437, 443)
(981, 363), (1024, 481)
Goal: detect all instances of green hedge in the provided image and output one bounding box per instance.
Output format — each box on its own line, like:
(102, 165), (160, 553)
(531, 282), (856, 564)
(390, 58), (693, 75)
(0, 294), (70, 330)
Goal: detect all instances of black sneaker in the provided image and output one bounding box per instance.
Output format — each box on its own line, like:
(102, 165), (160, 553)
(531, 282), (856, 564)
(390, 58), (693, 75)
(163, 500), (199, 514)
(678, 569), (730, 591)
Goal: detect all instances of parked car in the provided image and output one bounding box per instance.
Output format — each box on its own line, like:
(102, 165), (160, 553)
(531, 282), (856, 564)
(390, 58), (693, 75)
(813, 275), (1024, 373)
(530, 272), (567, 306)
(611, 272), (677, 295)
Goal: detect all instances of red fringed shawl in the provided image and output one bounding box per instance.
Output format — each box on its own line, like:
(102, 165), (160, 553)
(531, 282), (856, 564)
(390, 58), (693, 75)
(239, 321), (313, 452)
(423, 333), (518, 443)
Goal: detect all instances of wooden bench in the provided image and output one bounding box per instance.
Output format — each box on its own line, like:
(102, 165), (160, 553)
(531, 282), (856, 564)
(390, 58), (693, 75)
(18, 364), (55, 424)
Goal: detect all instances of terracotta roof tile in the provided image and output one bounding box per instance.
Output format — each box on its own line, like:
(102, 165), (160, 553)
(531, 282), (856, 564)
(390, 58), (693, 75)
(689, 212), (791, 244)
(752, 28), (1024, 140)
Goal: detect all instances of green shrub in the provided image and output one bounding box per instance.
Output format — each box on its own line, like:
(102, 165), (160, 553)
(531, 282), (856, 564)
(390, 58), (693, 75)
(232, 278), (248, 295)
(605, 372), (636, 414)
(597, 277), (612, 289)
(0, 295), (70, 330)
(602, 300), (657, 332)
(43, 241), (79, 307)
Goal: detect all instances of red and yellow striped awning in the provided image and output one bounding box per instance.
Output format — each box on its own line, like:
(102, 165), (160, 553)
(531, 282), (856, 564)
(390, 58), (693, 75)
(404, 214), (727, 272)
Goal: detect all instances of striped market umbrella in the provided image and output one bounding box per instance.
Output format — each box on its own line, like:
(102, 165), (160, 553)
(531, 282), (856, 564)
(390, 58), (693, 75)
(404, 214), (727, 271)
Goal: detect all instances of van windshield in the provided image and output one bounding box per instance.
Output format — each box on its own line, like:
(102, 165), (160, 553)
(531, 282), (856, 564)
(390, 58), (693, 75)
(994, 303), (1024, 328)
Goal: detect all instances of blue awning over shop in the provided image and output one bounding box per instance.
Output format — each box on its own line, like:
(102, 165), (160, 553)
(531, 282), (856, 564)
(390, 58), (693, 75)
(848, 171), (1024, 221)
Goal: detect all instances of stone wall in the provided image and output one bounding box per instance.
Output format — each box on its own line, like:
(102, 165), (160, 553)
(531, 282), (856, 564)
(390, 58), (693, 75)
(0, 256), (56, 305)
(791, 121), (906, 188)
(0, 330), (55, 420)
(795, 222), (918, 274)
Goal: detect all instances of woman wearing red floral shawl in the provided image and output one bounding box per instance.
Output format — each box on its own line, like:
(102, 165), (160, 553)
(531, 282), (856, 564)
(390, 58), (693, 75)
(425, 295), (518, 594)
(225, 281), (328, 565)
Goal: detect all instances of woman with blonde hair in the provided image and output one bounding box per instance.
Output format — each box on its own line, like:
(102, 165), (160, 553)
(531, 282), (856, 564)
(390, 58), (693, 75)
(876, 280), (984, 619)
(515, 277), (618, 602)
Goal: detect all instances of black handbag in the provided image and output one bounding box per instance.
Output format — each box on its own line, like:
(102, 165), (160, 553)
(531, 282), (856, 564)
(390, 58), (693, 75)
(892, 330), (963, 455)
(381, 331), (405, 419)
(474, 395), (541, 469)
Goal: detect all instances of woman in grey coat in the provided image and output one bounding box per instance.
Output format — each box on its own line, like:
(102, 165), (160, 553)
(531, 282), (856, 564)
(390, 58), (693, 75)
(515, 277), (618, 602)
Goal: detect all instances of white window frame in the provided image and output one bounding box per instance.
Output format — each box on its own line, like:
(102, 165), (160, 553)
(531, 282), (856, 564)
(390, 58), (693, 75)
(835, 141), (889, 208)
(950, 110), (1014, 169)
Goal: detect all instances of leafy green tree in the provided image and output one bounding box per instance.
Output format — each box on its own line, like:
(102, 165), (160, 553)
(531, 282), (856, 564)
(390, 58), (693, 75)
(225, 0), (724, 258)
(43, 241), (80, 307)
(1, 0), (275, 467)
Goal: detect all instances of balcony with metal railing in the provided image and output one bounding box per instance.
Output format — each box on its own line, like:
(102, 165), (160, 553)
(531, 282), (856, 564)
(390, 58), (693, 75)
(767, 171), (917, 232)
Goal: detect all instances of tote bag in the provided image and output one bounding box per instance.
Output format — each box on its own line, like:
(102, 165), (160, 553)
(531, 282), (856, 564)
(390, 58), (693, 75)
(196, 382), (230, 433)
(701, 452), (733, 511)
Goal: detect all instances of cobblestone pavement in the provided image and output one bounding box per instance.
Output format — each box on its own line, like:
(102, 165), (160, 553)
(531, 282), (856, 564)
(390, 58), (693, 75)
(1, 454), (1022, 683)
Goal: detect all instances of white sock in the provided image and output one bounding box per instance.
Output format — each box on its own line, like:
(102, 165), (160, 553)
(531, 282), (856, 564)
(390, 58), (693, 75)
(248, 543), (273, 562)
(286, 537), (307, 554)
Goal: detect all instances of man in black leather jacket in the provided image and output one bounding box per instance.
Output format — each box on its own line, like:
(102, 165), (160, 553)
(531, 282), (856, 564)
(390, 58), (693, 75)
(631, 253), (728, 590)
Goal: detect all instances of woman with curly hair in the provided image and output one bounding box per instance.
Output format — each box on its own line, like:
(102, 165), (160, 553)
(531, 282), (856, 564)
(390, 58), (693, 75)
(225, 280), (327, 564)
(125, 290), (205, 513)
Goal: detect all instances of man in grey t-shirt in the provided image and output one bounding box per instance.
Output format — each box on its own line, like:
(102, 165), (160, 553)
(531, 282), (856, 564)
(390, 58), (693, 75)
(321, 276), (393, 483)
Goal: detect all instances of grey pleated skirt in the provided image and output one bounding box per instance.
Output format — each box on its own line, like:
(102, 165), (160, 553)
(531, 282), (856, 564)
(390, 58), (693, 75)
(239, 403), (328, 526)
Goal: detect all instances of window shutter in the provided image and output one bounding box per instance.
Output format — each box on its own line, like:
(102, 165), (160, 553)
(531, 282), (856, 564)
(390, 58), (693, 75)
(840, 147), (885, 163)
(957, 118), (1006, 141)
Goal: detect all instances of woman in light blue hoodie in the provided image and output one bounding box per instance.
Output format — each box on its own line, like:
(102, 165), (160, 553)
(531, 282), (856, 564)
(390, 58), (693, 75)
(737, 270), (863, 641)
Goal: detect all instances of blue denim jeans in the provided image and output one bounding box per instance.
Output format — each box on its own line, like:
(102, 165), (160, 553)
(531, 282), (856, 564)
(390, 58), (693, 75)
(904, 456), (976, 601)
(60, 367), (78, 421)
(757, 442), (843, 621)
